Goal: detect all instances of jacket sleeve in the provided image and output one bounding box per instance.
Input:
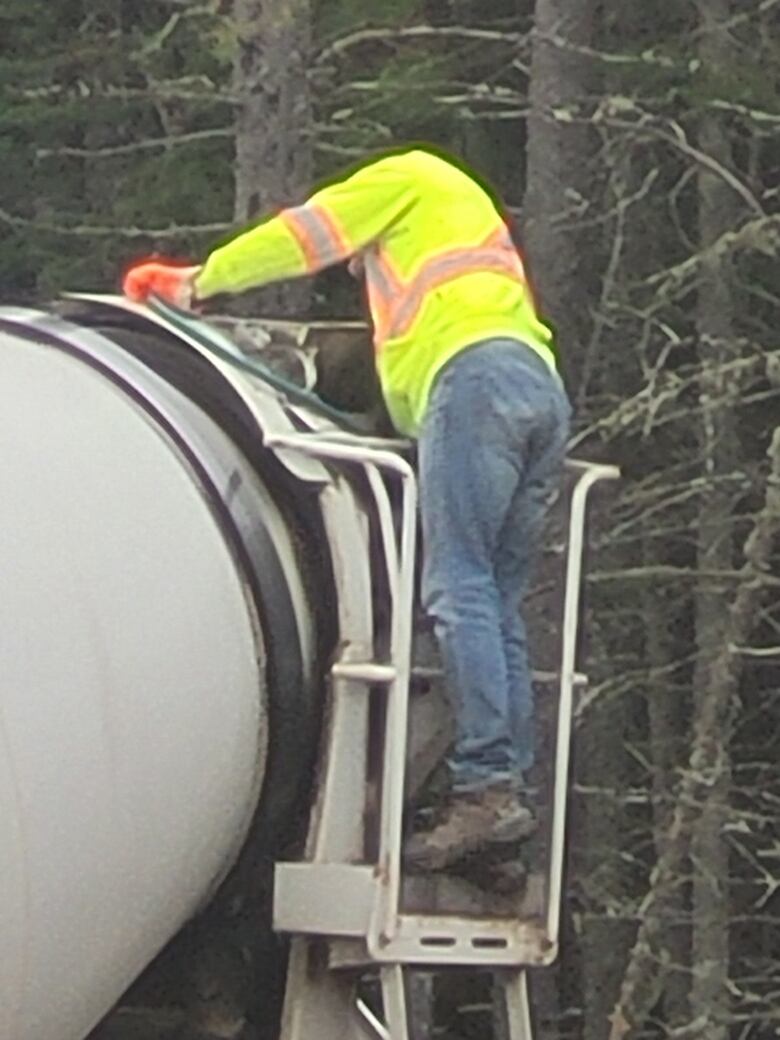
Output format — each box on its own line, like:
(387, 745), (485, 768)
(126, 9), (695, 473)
(195, 155), (417, 300)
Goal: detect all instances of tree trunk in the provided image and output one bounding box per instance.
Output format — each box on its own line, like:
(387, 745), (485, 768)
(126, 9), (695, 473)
(524, 3), (632, 1037)
(690, 3), (742, 1036)
(522, 0), (597, 384)
(232, 0), (313, 316)
(641, 535), (690, 1027)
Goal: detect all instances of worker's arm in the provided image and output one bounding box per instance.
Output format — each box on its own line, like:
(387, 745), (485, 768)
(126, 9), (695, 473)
(194, 155), (417, 300)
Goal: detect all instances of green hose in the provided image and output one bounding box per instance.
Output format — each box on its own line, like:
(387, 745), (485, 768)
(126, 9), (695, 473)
(148, 295), (367, 433)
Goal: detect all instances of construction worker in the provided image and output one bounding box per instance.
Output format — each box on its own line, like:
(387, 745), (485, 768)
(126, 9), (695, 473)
(123, 146), (571, 871)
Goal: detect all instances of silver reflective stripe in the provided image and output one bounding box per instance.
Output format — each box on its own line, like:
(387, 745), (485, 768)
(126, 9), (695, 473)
(284, 205), (348, 269)
(364, 249), (399, 302)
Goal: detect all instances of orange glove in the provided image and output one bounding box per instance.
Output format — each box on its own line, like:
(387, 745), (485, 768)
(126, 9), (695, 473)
(122, 260), (201, 308)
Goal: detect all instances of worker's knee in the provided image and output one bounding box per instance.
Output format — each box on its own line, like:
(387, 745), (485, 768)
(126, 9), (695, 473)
(421, 570), (501, 629)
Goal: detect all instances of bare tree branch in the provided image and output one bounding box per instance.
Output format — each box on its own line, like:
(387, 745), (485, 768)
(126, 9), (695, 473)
(35, 128), (234, 160)
(643, 215), (780, 300)
(8, 77), (235, 104)
(693, 0), (780, 36)
(594, 103), (765, 217)
(608, 426), (780, 1039)
(315, 24), (524, 64)
(0, 207), (229, 239)
(707, 99), (780, 126)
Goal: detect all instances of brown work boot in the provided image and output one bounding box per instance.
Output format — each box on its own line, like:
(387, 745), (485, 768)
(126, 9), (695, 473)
(403, 783), (536, 872)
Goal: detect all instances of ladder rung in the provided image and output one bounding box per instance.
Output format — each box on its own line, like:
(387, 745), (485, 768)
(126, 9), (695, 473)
(327, 914), (552, 970)
(367, 913), (554, 967)
(332, 662), (397, 684)
(412, 666), (588, 686)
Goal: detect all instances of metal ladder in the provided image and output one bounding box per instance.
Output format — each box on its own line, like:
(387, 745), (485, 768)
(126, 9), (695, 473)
(266, 427), (619, 1040)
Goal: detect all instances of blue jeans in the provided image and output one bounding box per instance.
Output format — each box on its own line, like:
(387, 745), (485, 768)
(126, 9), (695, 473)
(419, 338), (571, 793)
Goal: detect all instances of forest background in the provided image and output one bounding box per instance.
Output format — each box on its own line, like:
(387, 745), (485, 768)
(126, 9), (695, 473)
(1, 1), (779, 1039)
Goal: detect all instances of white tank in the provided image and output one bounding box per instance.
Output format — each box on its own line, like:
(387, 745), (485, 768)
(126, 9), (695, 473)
(0, 329), (272, 1040)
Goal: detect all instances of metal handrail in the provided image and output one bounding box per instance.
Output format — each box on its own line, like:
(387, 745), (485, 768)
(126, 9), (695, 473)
(546, 462), (619, 943)
(265, 431), (418, 951)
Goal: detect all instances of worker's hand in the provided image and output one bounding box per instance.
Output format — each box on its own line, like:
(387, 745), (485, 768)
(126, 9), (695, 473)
(122, 260), (201, 309)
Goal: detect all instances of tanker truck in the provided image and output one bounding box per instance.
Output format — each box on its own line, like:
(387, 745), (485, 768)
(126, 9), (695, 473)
(0, 295), (617, 1040)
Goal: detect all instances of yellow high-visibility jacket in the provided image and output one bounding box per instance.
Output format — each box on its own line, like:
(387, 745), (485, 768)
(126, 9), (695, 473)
(195, 149), (557, 436)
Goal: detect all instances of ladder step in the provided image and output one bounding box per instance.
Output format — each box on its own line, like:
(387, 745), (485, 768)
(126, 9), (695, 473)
(402, 870), (545, 921)
(368, 914), (554, 967)
(327, 914), (552, 970)
(275, 865), (555, 968)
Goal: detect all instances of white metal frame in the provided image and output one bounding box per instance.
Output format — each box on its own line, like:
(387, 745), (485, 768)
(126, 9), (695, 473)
(546, 460), (619, 944)
(269, 428), (617, 1040)
(266, 430), (418, 956)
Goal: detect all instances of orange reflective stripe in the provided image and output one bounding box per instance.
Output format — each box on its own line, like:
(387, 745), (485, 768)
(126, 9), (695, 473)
(479, 226), (525, 276)
(280, 203), (351, 271)
(483, 225), (516, 251)
(378, 233), (526, 343)
(363, 248), (403, 344)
